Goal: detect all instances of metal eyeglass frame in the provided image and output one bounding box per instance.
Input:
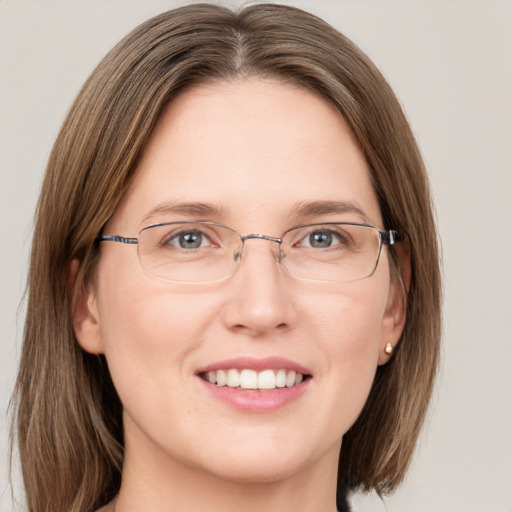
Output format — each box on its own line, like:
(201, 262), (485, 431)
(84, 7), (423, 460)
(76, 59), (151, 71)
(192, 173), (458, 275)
(95, 221), (404, 283)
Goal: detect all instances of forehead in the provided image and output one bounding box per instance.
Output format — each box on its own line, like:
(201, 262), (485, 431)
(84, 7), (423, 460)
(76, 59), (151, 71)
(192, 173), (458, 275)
(112, 78), (381, 232)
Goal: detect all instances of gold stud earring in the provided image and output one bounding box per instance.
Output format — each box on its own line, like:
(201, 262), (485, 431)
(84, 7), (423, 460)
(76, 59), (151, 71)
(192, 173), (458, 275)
(385, 342), (393, 355)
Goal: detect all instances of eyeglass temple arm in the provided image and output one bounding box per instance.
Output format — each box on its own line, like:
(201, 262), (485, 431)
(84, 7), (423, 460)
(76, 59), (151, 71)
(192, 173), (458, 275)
(96, 235), (138, 244)
(380, 230), (404, 246)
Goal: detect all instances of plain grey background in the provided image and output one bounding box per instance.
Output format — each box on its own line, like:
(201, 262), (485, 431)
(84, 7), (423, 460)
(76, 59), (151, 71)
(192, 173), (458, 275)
(1, 1), (511, 511)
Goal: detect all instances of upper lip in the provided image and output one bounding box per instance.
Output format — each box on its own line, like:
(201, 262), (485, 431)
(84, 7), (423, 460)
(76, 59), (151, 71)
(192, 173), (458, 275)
(196, 356), (312, 375)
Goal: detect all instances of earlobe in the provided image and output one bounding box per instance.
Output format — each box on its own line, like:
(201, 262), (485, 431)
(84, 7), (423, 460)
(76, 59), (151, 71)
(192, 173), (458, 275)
(378, 241), (411, 365)
(378, 280), (407, 365)
(70, 259), (105, 355)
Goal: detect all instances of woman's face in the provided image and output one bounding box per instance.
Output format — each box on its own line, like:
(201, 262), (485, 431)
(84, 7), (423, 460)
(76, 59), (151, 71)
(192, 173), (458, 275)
(76, 79), (404, 485)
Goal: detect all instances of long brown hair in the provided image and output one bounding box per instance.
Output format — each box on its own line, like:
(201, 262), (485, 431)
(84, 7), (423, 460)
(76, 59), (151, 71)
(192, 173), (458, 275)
(12, 4), (441, 511)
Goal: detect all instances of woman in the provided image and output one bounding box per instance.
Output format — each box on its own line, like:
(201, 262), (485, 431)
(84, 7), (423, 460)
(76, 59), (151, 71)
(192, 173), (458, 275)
(12, 4), (441, 512)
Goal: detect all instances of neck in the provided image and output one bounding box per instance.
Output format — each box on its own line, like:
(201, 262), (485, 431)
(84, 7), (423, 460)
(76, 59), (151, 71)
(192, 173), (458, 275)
(115, 468), (339, 512)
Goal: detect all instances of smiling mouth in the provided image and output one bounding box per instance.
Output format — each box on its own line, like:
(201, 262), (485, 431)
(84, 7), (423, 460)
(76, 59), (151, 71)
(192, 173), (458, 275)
(199, 369), (309, 390)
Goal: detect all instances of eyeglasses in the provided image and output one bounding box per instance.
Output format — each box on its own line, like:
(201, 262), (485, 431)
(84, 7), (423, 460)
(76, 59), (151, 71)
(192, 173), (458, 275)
(96, 221), (403, 284)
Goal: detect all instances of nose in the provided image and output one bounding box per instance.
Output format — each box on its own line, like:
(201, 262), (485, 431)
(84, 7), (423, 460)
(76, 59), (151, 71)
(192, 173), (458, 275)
(221, 238), (297, 337)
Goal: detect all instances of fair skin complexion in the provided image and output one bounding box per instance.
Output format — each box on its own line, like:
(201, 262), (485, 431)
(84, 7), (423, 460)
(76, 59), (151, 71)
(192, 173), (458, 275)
(74, 78), (406, 512)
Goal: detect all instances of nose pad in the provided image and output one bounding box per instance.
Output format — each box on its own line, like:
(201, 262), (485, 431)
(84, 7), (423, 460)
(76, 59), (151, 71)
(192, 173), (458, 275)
(276, 246), (286, 263)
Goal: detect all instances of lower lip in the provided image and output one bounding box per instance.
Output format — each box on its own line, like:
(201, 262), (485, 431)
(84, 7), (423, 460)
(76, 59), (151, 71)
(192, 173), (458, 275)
(198, 377), (311, 413)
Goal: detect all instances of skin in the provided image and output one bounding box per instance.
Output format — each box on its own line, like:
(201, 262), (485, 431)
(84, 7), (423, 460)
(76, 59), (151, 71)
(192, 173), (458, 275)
(74, 78), (406, 512)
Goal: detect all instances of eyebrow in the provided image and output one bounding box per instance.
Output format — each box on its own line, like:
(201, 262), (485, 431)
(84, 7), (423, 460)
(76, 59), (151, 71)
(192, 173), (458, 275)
(142, 201), (229, 224)
(141, 199), (371, 226)
(289, 200), (372, 224)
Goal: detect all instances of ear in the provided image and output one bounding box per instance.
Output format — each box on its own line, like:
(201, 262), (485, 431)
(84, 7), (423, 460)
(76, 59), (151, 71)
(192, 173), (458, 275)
(69, 259), (105, 354)
(378, 239), (411, 365)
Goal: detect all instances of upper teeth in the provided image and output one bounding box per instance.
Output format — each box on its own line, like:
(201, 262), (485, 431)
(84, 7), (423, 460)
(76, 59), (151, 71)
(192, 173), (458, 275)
(204, 369), (304, 390)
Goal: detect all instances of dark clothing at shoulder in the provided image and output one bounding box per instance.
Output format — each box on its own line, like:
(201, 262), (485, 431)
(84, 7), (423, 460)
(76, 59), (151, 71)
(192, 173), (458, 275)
(337, 490), (351, 512)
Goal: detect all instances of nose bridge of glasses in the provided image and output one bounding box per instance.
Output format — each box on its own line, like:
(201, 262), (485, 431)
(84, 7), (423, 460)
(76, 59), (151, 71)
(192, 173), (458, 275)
(235, 233), (283, 263)
(241, 233), (282, 244)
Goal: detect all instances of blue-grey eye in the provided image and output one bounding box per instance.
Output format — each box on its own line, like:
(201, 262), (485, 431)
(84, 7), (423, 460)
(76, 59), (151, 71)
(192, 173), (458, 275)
(170, 230), (208, 249)
(301, 230), (342, 249)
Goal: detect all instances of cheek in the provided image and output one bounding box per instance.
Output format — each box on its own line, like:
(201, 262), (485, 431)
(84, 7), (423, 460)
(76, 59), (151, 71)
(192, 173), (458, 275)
(95, 270), (214, 402)
(301, 283), (388, 434)
(95, 281), (225, 464)
(305, 281), (387, 359)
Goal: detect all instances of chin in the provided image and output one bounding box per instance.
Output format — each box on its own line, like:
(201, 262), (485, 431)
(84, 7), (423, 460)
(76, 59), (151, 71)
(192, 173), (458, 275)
(199, 455), (311, 485)
(184, 432), (340, 486)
